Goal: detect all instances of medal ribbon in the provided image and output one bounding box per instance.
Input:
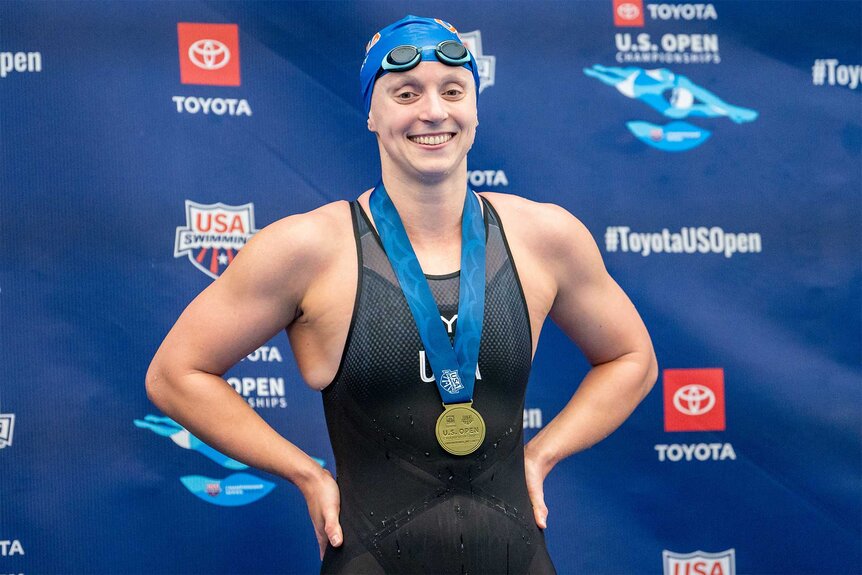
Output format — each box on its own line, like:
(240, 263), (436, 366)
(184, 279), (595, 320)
(369, 182), (486, 405)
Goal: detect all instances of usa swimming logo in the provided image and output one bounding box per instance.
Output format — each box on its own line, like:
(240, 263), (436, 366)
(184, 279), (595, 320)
(663, 549), (735, 575)
(440, 369), (464, 394)
(174, 200), (258, 279)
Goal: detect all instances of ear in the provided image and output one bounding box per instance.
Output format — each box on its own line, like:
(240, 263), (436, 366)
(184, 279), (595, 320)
(367, 115), (377, 133)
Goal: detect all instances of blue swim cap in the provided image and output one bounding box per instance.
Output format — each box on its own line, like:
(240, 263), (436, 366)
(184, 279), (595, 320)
(360, 15), (480, 117)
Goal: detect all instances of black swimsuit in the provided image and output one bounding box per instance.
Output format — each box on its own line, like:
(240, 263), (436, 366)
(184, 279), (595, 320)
(320, 199), (556, 574)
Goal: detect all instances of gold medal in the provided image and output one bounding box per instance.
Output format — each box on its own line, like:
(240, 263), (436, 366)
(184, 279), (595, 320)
(435, 402), (486, 456)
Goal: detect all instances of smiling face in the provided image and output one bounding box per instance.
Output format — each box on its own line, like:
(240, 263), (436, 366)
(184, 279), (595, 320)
(368, 61), (478, 185)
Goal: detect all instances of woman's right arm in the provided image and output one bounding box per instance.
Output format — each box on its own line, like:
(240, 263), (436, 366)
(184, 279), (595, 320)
(145, 205), (345, 556)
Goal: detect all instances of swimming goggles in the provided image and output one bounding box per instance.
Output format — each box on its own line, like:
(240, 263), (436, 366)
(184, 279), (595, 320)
(380, 40), (472, 74)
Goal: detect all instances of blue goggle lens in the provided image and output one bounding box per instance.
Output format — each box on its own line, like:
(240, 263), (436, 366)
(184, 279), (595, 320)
(436, 40), (470, 65)
(384, 45), (421, 69)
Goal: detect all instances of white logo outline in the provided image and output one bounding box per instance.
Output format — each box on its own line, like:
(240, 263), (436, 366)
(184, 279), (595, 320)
(188, 39), (231, 70)
(440, 369), (464, 394)
(174, 200), (258, 280)
(672, 384), (716, 416)
(617, 3), (641, 20)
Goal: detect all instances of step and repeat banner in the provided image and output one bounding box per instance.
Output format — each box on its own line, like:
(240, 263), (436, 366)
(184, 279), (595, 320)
(1, 1), (859, 574)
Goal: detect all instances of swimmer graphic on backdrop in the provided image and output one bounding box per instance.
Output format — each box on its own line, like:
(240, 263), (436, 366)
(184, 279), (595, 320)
(135, 414), (249, 469)
(584, 64), (758, 151)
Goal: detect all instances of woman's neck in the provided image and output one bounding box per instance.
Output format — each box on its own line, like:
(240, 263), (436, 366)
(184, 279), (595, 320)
(380, 168), (469, 248)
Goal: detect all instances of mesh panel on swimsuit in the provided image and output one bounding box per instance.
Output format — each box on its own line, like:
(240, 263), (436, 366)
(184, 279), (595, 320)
(320, 199), (556, 575)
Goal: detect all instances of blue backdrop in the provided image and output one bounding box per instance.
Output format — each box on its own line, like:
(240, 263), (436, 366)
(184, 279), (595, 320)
(1, 1), (859, 574)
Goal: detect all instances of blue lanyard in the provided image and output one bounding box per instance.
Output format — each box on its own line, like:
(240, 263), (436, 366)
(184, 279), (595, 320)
(369, 183), (486, 405)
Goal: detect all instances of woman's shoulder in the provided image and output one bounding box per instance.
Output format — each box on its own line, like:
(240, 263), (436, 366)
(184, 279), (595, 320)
(477, 191), (597, 264)
(235, 199), (354, 275)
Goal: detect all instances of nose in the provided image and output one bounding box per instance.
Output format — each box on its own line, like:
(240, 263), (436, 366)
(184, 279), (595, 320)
(418, 92), (449, 123)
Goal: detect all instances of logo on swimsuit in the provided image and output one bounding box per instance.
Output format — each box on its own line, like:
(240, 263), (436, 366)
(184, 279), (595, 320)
(174, 200), (259, 279)
(0, 413), (14, 449)
(584, 65), (757, 151)
(663, 369), (725, 432)
(458, 30), (495, 93)
(177, 23), (240, 86)
(440, 369), (464, 394)
(663, 549), (736, 575)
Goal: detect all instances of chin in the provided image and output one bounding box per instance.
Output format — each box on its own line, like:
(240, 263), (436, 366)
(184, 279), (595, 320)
(413, 164), (463, 182)
(409, 155), (467, 177)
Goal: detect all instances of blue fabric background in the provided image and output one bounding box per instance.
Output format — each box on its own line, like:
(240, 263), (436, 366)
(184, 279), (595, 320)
(0, 1), (859, 573)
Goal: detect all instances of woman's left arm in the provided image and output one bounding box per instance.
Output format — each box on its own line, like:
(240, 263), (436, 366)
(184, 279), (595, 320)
(522, 204), (658, 529)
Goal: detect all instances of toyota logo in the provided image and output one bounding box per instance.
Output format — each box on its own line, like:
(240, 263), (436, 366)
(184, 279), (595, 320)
(188, 39), (231, 70)
(672, 384), (716, 416)
(617, 3), (641, 20)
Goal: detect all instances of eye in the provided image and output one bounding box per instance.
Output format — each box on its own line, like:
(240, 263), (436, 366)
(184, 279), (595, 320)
(395, 90), (418, 102)
(443, 87), (464, 98)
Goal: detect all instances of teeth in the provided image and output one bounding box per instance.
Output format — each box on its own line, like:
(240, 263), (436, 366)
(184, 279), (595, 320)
(410, 133), (453, 145)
